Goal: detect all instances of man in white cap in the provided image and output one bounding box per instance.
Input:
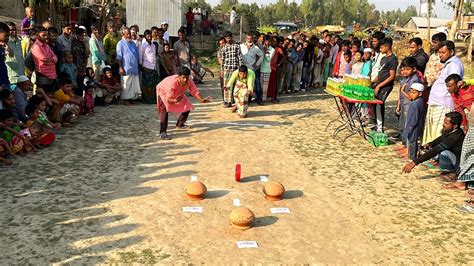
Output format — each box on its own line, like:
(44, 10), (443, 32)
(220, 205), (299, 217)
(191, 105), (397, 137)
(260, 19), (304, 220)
(10, 75), (33, 121)
(161, 21), (170, 43)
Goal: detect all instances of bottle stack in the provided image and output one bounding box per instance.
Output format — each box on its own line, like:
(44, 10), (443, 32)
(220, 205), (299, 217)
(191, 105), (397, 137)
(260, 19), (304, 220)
(325, 78), (344, 96)
(342, 74), (374, 101)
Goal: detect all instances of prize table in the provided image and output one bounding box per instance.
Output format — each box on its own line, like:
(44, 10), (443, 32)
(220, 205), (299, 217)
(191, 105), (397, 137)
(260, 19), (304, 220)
(324, 90), (383, 145)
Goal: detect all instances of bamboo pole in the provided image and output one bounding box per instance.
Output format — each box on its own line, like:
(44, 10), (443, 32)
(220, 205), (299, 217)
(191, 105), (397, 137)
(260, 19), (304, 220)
(427, 0), (431, 40)
(449, 0), (463, 40)
(469, 34), (473, 62)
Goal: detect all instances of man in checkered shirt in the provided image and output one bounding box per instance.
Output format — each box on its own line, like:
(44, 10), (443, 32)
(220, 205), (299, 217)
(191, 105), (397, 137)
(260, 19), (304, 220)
(220, 31), (242, 107)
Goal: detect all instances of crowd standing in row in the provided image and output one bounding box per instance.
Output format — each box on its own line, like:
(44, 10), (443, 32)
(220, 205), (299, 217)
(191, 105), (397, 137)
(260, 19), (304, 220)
(215, 28), (472, 211)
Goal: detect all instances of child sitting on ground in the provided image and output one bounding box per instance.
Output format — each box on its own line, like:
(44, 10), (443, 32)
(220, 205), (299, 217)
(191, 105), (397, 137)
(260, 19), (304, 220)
(84, 85), (95, 115)
(59, 51), (78, 89)
(351, 51), (364, 75)
(53, 79), (83, 124)
(99, 67), (121, 105)
(0, 109), (36, 155)
(25, 95), (61, 130)
(161, 43), (176, 77)
(190, 54), (214, 84)
(401, 83), (425, 160)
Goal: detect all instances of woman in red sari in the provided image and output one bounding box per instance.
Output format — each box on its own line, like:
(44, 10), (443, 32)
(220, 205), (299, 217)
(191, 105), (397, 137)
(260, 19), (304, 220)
(267, 36), (285, 103)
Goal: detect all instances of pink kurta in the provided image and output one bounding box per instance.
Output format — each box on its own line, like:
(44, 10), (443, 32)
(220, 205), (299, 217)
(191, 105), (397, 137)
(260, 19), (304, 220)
(156, 75), (200, 113)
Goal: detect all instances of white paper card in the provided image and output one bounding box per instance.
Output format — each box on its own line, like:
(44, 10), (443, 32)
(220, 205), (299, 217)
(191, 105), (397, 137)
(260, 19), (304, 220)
(237, 241), (259, 248)
(190, 175), (198, 181)
(233, 199), (241, 206)
(260, 176), (269, 182)
(182, 207), (203, 213)
(270, 208), (291, 214)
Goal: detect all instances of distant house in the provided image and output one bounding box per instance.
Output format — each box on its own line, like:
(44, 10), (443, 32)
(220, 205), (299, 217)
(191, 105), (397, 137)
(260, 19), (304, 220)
(404, 17), (453, 37)
(461, 14), (474, 30)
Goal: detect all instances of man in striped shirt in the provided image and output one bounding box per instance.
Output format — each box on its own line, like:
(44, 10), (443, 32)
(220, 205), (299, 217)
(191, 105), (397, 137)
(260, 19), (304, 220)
(220, 31), (242, 107)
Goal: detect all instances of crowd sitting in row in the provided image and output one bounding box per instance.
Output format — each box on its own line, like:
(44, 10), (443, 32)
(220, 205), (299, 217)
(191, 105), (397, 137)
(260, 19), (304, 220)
(0, 6), (220, 165)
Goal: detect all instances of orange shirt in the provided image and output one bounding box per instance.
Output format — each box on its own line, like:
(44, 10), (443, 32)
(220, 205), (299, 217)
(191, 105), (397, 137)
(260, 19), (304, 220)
(54, 89), (74, 105)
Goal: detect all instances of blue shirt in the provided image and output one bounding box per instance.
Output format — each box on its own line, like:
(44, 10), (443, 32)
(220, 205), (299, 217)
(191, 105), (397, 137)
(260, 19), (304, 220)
(361, 60), (373, 77)
(399, 74), (421, 107)
(402, 97), (425, 142)
(116, 39), (139, 75)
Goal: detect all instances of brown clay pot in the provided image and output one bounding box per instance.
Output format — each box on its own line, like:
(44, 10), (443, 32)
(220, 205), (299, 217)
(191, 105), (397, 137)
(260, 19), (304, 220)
(263, 181), (285, 201)
(229, 207), (255, 230)
(184, 181), (207, 200)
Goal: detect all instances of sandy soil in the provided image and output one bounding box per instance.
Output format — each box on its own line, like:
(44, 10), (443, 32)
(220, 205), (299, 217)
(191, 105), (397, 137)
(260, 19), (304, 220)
(1, 77), (473, 264)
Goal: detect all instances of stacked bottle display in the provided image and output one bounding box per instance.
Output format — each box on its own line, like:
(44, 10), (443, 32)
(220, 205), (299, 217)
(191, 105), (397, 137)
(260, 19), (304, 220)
(325, 78), (344, 96)
(368, 131), (389, 147)
(342, 74), (374, 101)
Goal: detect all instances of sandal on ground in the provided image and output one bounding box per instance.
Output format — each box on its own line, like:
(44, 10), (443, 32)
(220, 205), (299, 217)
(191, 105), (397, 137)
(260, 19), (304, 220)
(159, 133), (172, 140)
(455, 203), (474, 213)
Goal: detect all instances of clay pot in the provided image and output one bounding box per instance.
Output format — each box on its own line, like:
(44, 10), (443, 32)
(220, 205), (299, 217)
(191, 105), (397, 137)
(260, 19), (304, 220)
(229, 207), (255, 230)
(184, 181), (207, 200)
(263, 181), (285, 201)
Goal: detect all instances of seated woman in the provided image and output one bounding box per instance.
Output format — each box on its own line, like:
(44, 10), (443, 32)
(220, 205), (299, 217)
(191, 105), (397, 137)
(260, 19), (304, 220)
(0, 109), (36, 156)
(190, 54), (214, 84)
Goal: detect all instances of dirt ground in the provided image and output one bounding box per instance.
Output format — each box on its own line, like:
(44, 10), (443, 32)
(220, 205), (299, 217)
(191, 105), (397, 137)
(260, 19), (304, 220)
(1, 77), (474, 264)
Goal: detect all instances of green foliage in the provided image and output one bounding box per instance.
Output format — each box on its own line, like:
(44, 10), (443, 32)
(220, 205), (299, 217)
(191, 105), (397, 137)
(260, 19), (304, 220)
(213, 0), (419, 30)
(184, 0), (212, 13)
(258, 25), (277, 34)
(381, 6), (418, 26)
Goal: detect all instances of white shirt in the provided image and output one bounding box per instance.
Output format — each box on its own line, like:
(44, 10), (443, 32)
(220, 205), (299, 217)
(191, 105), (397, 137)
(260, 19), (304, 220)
(371, 52), (385, 82)
(240, 43), (263, 70)
(230, 10), (237, 24)
(163, 31), (170, 43)
(139, 40), (156, 70)
(330, 43), (339, 64)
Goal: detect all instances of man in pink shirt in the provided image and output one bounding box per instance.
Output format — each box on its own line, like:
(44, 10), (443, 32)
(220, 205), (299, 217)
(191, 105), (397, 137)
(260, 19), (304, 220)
(32, 26), (57, 93)
(156, 67), (211, 140)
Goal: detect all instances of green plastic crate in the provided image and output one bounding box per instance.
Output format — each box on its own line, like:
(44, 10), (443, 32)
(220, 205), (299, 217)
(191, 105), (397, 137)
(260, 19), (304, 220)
(367, 131), (389, 147)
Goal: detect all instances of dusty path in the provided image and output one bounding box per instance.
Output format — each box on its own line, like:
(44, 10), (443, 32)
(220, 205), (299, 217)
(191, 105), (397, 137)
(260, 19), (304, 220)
(1, 79), (473, 264)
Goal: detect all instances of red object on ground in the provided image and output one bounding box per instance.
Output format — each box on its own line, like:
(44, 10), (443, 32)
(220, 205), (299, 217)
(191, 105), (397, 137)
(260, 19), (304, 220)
(40, 132), (56, 146)
(235, 164), (241, 182)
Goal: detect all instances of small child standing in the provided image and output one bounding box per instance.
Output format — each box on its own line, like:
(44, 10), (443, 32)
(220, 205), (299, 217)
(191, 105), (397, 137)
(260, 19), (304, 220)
(20, 6), (36, 37)
(342, 50), (352, 76)
(401, 83), (425, 160)
(60, 51), (78, 88)
(361, 48), (374, 77)
(396, 57), (421, 138)
(161, 43), (176, 77)
(351, 51), (364, 75)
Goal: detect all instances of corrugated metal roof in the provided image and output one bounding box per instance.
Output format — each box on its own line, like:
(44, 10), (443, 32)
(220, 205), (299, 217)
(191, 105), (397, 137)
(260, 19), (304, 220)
(126, 0), (184, 37)
(404, 17), (452, 28)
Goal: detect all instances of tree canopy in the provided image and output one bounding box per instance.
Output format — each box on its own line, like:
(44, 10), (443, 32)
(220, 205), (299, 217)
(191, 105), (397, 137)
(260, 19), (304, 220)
(213, 0), (419, 32)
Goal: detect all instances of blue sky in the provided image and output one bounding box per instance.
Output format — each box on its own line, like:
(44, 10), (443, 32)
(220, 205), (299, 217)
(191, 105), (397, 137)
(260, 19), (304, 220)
(205, 0), (454, 19)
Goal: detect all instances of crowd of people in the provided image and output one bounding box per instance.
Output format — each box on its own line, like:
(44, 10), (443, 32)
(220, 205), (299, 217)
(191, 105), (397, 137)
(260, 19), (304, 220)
(215, 28), (472, 211)
(0, 6), (473, 212)
(0, 6), (217, 164)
